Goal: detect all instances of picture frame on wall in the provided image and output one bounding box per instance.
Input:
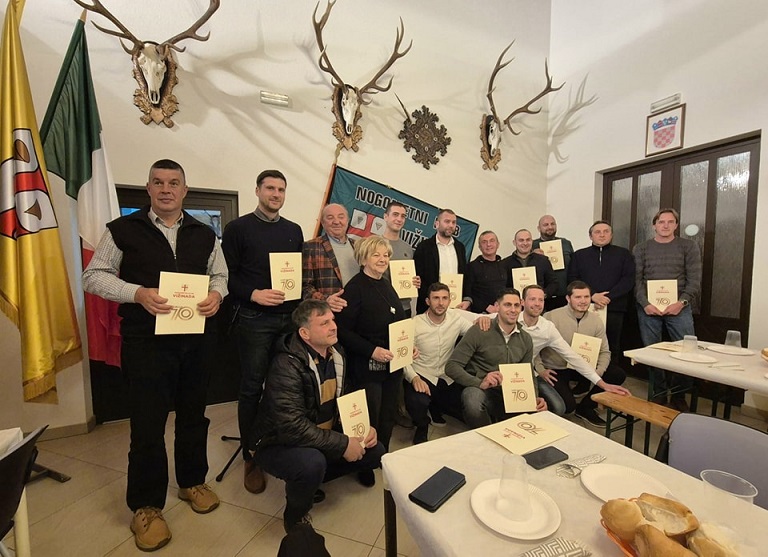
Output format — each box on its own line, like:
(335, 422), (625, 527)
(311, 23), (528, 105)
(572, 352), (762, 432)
(645, 104), (686, 157)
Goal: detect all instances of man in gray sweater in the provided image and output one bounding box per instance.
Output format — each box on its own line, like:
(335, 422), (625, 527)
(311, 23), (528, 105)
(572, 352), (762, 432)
(633, 208), (702, 410)
(445, 288), (547, 428)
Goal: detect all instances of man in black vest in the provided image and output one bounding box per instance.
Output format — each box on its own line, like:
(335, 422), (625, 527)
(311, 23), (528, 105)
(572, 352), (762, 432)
(413, 208), (468, 314)
(83, 159), (228, 552)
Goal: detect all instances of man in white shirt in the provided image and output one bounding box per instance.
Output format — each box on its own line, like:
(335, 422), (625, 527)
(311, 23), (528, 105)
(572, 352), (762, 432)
(403, 282), (489, 443)
(536, 282), (631, 426)
(519, 285), (629, 421)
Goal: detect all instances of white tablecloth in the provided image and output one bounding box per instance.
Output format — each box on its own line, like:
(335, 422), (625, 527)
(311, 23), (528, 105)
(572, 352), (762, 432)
(624, 343), (768, 395)
(1, 427), (30, 557)
(382, 412), (768, 557)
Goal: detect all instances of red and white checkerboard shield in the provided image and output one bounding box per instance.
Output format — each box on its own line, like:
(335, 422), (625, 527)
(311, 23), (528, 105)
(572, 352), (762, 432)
(653, 123), (677, 149)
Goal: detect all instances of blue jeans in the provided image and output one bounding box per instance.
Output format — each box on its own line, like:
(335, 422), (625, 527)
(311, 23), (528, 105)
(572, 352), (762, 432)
(236, 308), (295, 455)
(536, 377), (566, 416)
(636, 304), (695, 398)
(256, 443), (385, 526)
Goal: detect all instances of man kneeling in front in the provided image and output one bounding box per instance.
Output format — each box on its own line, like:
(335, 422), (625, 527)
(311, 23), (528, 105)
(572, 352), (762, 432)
(253, 299), (385, 532)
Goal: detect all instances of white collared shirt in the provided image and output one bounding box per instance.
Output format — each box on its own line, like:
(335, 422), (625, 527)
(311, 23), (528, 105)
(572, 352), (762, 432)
(437, 236), (459, 275)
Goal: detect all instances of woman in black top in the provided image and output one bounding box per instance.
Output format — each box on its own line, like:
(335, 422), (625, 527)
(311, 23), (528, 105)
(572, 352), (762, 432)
(337, 235), (406, 452)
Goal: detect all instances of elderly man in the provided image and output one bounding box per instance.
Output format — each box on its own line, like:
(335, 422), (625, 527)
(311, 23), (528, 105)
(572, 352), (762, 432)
(302, 203), (359, 312)
(83, 159), (227, 551)
(446, 288), (547, 428)
(413, 208), (468, 313)
(253, 300), (385, 533)
(503, 229), (557, 299)
(633, 208), (701, 411)
(462, 230), (508, 314)
(222, 169), (304, 495)
(537, 281), (630, 426)
(568, 220), (635, 360)
(533, 215), (574, 311)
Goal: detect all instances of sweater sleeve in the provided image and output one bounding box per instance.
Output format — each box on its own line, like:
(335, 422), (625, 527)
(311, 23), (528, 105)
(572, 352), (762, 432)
(221, 220), (253, 303)
(681, 240), (702, 302)
(633, 243), (649, 307)
(445, 327), (484, 388)
(607, 248), (636, 301)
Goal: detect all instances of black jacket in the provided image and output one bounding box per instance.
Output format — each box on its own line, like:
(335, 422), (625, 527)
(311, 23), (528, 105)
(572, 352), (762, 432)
(413, 234), (468, 313)
(254, 333), (350, 460)
(502, 252), (557, 298)
(567, 243), (635, 312)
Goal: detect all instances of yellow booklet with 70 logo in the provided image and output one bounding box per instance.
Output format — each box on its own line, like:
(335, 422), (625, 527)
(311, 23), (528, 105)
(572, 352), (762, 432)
(155, 271), (210, 335)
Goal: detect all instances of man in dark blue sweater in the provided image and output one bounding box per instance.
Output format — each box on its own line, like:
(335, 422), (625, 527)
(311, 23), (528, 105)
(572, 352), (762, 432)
(222, 169), (304, 495)
(568, 220), (635, 361)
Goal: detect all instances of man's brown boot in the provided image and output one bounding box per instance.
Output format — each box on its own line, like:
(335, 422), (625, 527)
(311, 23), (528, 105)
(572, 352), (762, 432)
(244, 459), (266, 494)
(130, 507), (171, 552)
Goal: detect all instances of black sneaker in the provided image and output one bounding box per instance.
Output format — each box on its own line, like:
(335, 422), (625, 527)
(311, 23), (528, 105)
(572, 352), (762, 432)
(357, 469), (376, 487)
(413, 425), (428, 445)
(313, 489), (326, 504)
(428, 410), (447, 428)
(576, 408), (607, 427)
(284, 513), (312, 533)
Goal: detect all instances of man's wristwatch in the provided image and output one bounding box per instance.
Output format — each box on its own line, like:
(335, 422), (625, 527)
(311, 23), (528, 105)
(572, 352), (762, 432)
(681, 299), (689, 307)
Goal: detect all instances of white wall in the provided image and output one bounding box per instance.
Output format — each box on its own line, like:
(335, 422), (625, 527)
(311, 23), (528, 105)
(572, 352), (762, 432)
(1, 0), (555, 431)
(548, 0), (768, 348)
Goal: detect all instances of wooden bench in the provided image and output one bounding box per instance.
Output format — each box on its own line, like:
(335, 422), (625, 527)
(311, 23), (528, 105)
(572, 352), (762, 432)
(591, 392), (680, 455)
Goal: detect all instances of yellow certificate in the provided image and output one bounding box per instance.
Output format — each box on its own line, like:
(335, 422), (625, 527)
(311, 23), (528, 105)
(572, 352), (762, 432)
(539, 239), (564, 271)
(477, 413), (569, 454)
(499, 363), (537, 413)
(270, 252), (302, 301)
(647, 279), (678, 311)
(155, 271), (210, 335)
(589, 303), (607, 327)
(388, 318), (415, 372)
(439, 273), (463, 308)
(571, 332), (602, 371)
(390, 260), (417, 299)
(511, 267), (537, 292)
(337, 389), (370, 439)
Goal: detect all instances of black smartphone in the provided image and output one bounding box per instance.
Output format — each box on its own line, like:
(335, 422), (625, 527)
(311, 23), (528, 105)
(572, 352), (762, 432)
(408, 466), (466, 512)
(523, 446), (569, 470)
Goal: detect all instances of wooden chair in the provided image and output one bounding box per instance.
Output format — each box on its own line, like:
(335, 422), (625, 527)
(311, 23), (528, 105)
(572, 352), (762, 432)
(591, 392), (679, 455)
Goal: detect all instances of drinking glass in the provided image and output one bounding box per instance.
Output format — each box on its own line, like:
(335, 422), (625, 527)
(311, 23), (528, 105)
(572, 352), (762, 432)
(681, 335), (698, 353)
(724, 330), (742, 348)
(700, 469), (757, 504)
(495, 453), (532, 521)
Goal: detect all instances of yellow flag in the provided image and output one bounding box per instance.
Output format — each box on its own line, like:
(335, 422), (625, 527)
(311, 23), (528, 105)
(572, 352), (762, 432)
(0, 0), (82, 402)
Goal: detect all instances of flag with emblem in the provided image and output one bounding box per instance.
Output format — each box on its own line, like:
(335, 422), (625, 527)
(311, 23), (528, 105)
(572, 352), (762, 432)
(41, 13), (122, 367)
(0, 0), (82, 401)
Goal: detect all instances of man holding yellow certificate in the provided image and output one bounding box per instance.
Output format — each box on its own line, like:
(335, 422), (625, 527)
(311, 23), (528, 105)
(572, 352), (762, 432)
(445, 288), (547, 428)
(253, 300), (384, 533)
(633, 208), (702, 410)
(83, 160), (227, 551)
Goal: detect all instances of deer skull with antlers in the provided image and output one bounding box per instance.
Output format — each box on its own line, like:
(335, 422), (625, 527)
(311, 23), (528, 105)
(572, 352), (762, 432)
(313, 0), (412, 152)
(480, 42), (564, 170)
(73, 0), (220, 128)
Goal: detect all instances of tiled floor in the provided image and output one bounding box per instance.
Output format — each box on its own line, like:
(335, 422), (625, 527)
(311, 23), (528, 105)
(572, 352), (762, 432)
(3, 376), (766, 556)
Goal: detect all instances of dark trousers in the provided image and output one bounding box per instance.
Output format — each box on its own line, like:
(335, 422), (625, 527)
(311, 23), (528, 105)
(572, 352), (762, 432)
(256, 443), (385, 526)
(606, 310), (625, 361)
(236, 308), (295, 456)
(123, 334), (213, 511)
(552, 363), (627, 414)
(403, 377), (464, 428)
(357, 370), (403, 451)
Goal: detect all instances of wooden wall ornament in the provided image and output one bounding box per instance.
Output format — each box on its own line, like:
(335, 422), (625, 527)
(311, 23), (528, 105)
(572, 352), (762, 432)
(74, 0), (220, 128)
(480, 41), (563, 170)
(313, 0), (412, 153)
(396, 97), (450, 170)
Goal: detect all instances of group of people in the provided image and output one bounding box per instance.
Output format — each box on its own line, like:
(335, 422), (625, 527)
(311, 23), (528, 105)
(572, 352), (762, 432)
(82, 160), (701, 551)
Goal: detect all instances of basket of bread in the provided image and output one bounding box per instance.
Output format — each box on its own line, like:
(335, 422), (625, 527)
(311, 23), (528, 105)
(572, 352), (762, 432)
(600, 492), (739, 556)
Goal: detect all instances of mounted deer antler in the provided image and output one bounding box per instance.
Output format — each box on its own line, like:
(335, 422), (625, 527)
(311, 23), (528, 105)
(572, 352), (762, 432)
(73, 0), (220, 127)
(312, 0), (412, 152)
(480, 42), (564, 170)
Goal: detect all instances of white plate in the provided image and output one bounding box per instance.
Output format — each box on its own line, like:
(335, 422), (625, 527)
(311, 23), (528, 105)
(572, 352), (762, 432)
(580, 463), (670, 501)
(706, 345), (755, 356)
(470, 480), (561, 540)
(669, 352), (718, 364)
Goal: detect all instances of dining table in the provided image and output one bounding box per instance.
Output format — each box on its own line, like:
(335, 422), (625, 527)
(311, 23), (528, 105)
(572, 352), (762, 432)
(0, 427), (31, 557)
(381, 411), (768, 557)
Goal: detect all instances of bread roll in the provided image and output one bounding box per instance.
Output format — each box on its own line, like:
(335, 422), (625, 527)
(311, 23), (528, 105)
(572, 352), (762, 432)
(601, 499), (645, 541)
(687, 523), (740, 557)
(637, 493), (700, 536)
(636, 524), (697, 557)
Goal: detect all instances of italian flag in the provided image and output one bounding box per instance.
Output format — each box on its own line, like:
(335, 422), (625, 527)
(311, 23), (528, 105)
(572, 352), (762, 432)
(40, 14), (122, 367)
